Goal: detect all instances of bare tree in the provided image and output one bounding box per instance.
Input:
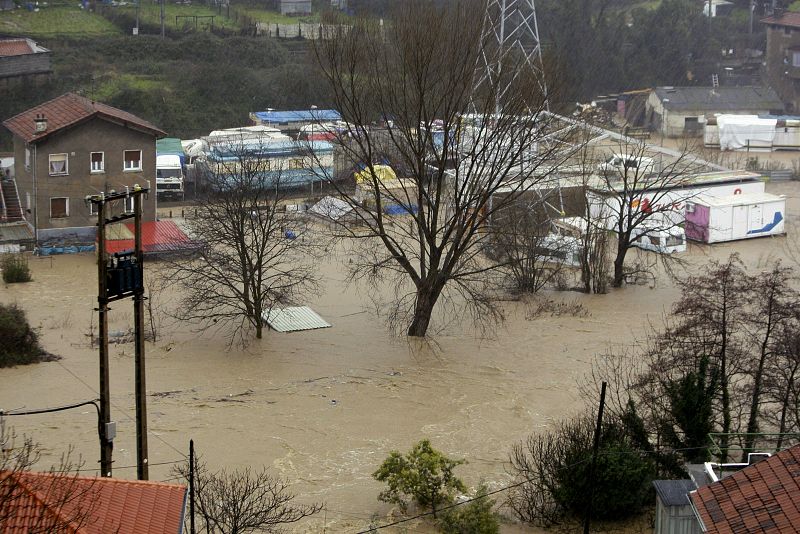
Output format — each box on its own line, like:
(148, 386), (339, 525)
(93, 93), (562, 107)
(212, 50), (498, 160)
(589, 139), (698, 287)
(488, 197), (571, 295)
(314, 0), (576, 336)
(174, 458), (321, 534)
(168, 136), (321, 344)
(0, 420), (99, 533)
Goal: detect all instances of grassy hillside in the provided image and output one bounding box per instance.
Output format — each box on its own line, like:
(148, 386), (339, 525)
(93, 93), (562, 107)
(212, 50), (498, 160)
(0, 31), (332, 148)
(0, 5), (121, 37)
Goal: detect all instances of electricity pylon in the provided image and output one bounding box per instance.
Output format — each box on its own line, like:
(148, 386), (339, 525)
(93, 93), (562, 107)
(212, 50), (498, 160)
(474, 0), (548, 112)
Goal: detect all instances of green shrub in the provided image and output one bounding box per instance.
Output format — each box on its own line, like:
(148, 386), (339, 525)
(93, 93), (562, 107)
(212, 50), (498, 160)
(438, 484), (500, 534)
(0, 303), (47, 367)
(373, 439), (466, 518)
(1, 254), (32, 283)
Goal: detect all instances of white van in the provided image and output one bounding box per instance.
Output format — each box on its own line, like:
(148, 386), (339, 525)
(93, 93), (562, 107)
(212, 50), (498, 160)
(598, 154), (656, 177)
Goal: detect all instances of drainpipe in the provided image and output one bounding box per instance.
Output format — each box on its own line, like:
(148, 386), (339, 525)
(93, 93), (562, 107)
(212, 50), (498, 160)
(32, 143), (39, 250)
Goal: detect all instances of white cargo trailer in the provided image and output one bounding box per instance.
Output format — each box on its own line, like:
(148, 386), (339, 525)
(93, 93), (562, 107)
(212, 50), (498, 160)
(685, 192), (786, 243)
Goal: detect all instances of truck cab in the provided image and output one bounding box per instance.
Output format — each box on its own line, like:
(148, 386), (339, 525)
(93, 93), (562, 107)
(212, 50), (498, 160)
(156, 154), (184, 201)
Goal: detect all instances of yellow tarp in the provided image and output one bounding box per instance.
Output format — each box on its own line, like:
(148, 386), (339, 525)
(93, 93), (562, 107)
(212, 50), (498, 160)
(354, 164), (397, 185)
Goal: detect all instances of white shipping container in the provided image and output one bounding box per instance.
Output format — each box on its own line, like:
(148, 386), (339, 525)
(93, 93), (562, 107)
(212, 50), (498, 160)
(685, 192), (786, 243)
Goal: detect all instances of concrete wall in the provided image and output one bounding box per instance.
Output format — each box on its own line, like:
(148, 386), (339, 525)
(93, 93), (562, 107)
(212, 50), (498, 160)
(13, 117), (158, 235)
(255, 21), (350, 39)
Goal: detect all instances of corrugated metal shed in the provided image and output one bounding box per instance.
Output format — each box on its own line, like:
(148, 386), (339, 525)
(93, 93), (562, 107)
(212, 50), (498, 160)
(263, 306), (331, 332)
(104, 220), (198, 254)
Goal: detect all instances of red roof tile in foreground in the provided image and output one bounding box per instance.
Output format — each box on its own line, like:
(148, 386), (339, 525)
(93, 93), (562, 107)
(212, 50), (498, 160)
(2, 93), (166, 145)
(762, 11), (800, 28)
(0, 470), (187, 533)
(0, 39), (34, 57)
(104, 219), (197, 255)
(690, 444), (800, 534)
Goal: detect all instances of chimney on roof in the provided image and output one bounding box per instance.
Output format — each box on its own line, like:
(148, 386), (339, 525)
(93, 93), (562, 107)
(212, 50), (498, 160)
(34, 113), (47, 134)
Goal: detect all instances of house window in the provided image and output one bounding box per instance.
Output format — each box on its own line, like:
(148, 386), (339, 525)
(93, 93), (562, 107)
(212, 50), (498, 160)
(124, 150), (142, 171)
(90, 152), (104, 173)
(792, 51), (800, 68)
(124, 196), (134, 213)
(50, 197), (68, 218)
(288, 158), (304, 170)
(49, 153), (68, 176)
(25, 148), (31, 170)
(89, 201), (98, 216)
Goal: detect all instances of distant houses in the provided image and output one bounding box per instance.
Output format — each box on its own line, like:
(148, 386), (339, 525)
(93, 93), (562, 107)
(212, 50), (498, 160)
(0, 38), (51, 85)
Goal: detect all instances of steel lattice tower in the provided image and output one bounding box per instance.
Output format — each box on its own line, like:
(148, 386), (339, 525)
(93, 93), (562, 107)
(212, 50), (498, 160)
(475, 0), (548, 111)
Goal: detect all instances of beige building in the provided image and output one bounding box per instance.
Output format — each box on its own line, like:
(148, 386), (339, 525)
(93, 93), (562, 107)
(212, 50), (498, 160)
(2, 93), (165, 243)
(646, 86), (783, 137)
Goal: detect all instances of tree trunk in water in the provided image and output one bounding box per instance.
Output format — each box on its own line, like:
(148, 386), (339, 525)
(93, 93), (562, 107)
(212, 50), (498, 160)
(612, 237), (628, 287)
(407, 285), (440, 337)
(255, 321), (263, 339)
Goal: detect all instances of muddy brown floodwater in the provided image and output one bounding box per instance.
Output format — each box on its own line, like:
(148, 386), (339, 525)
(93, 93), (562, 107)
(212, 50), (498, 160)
(1, 181), (799, 533)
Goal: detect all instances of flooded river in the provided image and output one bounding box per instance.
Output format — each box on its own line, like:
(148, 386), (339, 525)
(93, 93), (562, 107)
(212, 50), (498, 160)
(1, 181), (799, 532)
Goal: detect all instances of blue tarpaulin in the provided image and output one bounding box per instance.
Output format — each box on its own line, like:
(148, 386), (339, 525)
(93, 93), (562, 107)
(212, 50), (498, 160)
(384, 204), (418, 216)
(252, 110), (342, 124)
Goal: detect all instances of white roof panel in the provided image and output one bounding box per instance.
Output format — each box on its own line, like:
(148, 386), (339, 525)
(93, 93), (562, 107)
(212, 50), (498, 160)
(263, 306), (331, 333)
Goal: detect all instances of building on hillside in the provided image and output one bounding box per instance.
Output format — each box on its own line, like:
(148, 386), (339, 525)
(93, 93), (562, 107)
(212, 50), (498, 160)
(0, 38), (51, 85)
(0, 470), (187, 533)
(690, 444), (800, 533)
(646, 86), (783, 137)
(2, 92), (166, 245)
(762, 11), (800, 113)
(702, 0), (734, 17)
(0, 0), (15, 11)
(280, 0), (312, 15)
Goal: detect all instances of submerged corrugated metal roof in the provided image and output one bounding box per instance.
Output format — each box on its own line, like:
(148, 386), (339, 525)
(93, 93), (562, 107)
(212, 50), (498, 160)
(263, 306), (331, 332)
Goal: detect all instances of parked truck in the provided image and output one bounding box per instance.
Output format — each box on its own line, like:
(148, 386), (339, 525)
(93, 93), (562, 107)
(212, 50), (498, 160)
(156, 154), (184, 201)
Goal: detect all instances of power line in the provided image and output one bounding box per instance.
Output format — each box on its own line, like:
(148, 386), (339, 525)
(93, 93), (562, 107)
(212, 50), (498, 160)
(55, 360), (187, 460)
(0, 399), (99, 417)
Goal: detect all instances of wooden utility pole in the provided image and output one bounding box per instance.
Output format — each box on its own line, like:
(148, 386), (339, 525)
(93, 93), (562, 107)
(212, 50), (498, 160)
(91, 186), (150, 479)
(96, 197), (114, 477)
(133, 192), (149, 480)
(583, 381), (607, 534)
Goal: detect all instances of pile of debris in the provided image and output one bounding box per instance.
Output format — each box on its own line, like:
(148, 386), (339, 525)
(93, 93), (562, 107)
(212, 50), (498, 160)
(573, 102), (615, 129)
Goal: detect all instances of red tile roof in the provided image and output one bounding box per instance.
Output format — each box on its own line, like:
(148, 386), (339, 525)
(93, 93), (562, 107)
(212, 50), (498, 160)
(2, 93), (166, 144)
(0, 470), (187, 533)
(690, 445), (800, 533)
(104, 219), (198, 255)
(762, 12), (800, 28)
(0, 39), (34, 57)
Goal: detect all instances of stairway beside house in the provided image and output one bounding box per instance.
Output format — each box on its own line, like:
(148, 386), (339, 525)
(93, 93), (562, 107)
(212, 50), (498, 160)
(0, 178), (24, 223)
